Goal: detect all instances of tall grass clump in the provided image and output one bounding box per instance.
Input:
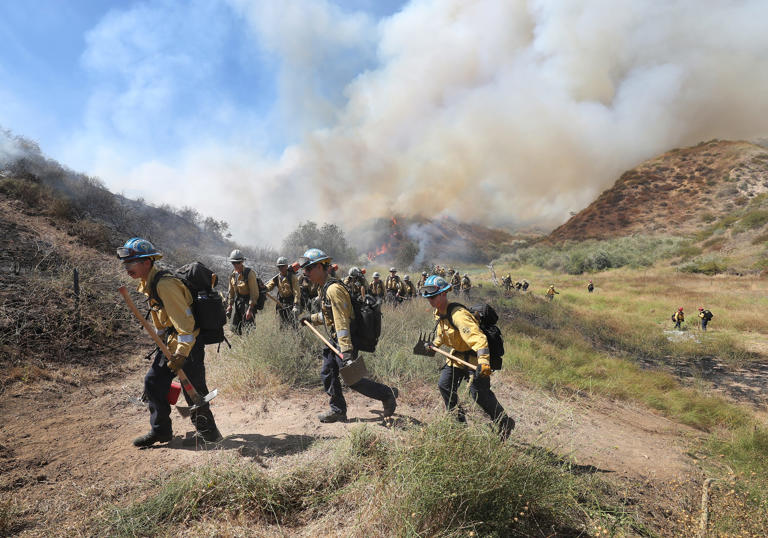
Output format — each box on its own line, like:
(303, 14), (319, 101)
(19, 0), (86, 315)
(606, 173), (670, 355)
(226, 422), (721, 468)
(99, 422), (641, 536)
(496, 236), (686, 274)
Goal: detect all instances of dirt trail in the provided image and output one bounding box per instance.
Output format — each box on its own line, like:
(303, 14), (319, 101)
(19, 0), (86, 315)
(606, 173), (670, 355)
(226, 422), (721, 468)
(0, 353), (705, 536)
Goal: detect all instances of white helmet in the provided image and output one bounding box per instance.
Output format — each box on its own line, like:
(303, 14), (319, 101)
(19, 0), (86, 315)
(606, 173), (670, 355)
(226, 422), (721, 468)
(228, 249), (245, 262)
(373, 272), (381, 278)
(276, 256), (289, 266)
(348, 266), (362, 277)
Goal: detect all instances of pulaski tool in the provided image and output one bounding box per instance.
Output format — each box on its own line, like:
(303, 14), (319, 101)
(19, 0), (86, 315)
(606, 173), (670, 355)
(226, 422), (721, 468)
(413, 331), (477, 370)
(119, 286), (218, 410)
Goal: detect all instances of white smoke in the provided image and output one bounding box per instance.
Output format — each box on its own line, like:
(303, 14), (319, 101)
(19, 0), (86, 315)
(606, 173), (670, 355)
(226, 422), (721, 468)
(61, 0), (768, 245)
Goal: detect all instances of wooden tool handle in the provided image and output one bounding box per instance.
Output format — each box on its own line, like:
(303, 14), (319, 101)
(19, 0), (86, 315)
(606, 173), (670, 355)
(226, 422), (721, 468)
(429, 344), (477, 370)
(301, 319), (343, 358)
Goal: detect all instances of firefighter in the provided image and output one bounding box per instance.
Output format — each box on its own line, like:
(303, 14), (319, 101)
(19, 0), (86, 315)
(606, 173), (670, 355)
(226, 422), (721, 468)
(546, 284), (559, 301)
(502, 274), (512, 293)
(401, 274), (417, 298)
(450, 271), (461, 295)
(344, 266), (367, 300)
(118, 238), (221, 447)
(587, 279), (594, 293)
(385, 267), (403, 305)
(421, 275), (514, 439)
(297, 249), (397, 423)
(417, 271), (428, 291)
(369, 272), (385, 300)
(673, 307), (685, 330)
(226, 249), (260, 335)
(265, 256), (300, 328)
(698, 307), (713, 331)
(521, 280), (529, 291)
(460, 273), (472, 300)
(514, 280), (522, 291)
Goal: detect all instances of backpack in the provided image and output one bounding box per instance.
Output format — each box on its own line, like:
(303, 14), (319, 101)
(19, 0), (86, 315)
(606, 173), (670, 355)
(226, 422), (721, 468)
(441, 302), (504, 370)
(325, 278), (382, 353)
(703, 310), (713, 321)
(150, 262), (226, 345)
(242, 267), (268, 311)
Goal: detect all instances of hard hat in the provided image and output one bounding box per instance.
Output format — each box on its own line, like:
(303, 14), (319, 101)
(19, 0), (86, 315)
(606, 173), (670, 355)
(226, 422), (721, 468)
(349, 266), (362, 277)
(331, 263), (338, 271)
(228, 249), (245, 263)
(297, 248), (331, 268)
(463, 273), (468, 277)
(678, 307), (684, 311)
(117, 237), (162, 262)
(389, 267), (397, 272)
(421, 275), (451, 298)
(698, 307), (704, 311)
(403, 275), (410, 281)
(276, 256), (288, 266)
(361, 267), (367, 274)
(422, 271), (427, 276)
(373, 272), (381, 278)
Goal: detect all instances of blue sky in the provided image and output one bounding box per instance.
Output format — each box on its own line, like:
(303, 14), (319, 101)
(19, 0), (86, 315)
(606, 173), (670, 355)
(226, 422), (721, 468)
(0, 0), (405, 167)
(2, 1), (768, 246)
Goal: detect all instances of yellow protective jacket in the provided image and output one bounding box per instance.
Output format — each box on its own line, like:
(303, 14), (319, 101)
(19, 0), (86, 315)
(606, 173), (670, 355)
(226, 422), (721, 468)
(309, 279), (354, 352)
(673, 311), (684, 322)
(265, 271), (299, 305)
(369, 279), (385, 297)
(402, 281), (417, 297)
(385, 275), (402, 292)
(416, 276), (427, 289)
(432, 305), (490, 369)
(546, 286), (558, 297)
(451, 274), (460, 287)
(460, 276), (471, 290)
(343, 276), (366, 297)
(139, 266), (199, 357)
(228, 268), (260, 307)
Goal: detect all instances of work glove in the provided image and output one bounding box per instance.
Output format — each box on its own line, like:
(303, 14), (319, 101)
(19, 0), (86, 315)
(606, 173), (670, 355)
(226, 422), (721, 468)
(292, 306), (300, 316)
(475, 363), (492, 378)
(341, 350), (355, 367)
(226, 305), (232, 316)
(298, 314), (312, 325)
(167, 354), (186, 373)
(245, 307), (253, 321)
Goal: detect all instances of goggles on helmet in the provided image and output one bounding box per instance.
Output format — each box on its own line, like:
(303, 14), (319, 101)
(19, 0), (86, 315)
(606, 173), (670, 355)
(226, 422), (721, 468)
(421, 285), (442, 296)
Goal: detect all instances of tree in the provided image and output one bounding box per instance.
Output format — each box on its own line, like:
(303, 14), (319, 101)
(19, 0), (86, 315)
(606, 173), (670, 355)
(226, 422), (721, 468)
(282, 221), (358, 263)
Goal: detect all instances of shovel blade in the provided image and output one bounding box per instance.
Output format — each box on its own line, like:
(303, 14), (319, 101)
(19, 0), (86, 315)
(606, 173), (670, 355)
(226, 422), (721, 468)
(413, 331), (433, 356)
(190, 388), (218, 411)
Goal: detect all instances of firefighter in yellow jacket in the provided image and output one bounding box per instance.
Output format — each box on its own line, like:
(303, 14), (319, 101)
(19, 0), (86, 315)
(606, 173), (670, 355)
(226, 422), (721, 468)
(226, 249), (260, 335)
(385, 267), (403, 305)
(297, 249), (397, 423)
(265, 256), (300, 328)
(421, 275), (514, 439)
(118, 237), (221, 447)
(546, 284), (559, 301)
(369, 272), (385, 300)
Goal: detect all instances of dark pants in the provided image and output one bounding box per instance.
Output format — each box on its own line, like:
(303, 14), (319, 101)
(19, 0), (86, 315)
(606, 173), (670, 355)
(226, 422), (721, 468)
(701, 319), (708, 331)
(438, 364), (508, 424)
(674, 320), (682, 329)
(277, 298), (296, 329)
(144, 340), (217, 437)
(320, 347), (394, 415)
(462, 289), (470, 300)
(231, 296), (252, 335)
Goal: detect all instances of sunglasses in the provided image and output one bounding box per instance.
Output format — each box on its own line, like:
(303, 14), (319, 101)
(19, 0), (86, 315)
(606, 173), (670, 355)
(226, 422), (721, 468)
(116, 247), (139, 259)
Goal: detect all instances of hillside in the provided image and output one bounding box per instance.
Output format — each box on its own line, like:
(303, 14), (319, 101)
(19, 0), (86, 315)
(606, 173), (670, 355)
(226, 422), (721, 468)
(549, 140), (768, 242)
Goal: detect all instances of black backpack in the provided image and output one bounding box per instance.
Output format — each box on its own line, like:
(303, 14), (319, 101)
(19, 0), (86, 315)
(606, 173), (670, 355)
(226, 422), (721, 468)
(325, 278), (382, 353)
(441, 302), (504, 370)
(242, 267), (268, 311)
(150, 262), (227, 345)
(702, 310), (713, 321)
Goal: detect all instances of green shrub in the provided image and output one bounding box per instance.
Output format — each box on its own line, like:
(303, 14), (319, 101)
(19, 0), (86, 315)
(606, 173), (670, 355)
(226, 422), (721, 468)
(0, 177), (47, 207)
(679, 257), (727, 275)
(736, 210), (768, 232)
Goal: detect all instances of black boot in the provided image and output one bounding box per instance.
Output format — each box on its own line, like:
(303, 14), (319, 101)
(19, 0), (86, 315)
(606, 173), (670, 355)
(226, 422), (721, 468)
(498, 416), (515, 441)
(133, 431), (172, 447)
(382, 387), (399, 418)
(318, 409), (347, 423)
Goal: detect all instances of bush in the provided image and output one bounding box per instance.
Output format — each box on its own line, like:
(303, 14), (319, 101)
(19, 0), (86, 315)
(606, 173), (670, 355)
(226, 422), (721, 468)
(736, 210), (768, 232)
(678, 256), (727, 275)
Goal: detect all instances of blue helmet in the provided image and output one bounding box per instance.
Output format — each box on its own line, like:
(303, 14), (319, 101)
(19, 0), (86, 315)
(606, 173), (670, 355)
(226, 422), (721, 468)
(116, 237), (162, 262)
(421, 274), (451, 297)
(297, 248), (331, 268)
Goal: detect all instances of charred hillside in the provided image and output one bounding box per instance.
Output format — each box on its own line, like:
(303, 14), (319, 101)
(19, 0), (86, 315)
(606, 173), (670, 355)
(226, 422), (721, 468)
(549, 140), (768, 242)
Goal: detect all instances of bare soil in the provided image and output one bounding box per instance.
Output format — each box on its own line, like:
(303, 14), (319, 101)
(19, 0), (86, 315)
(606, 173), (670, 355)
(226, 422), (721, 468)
(1, 351), (706, 536)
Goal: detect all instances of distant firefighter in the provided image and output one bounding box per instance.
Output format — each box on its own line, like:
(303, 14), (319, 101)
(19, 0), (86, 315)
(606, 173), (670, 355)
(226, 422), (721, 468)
(502, 274), (512, 292)
(672, 307), (685, 330)
(546, 284), (559, 301)
(451, 271), (461, 295)
(698, 307), (713, 331)
(521, 280), (529, 291)
(587, 280), (594, 293)
(401, 275), (417, 298)
(460, 273), (472, 300)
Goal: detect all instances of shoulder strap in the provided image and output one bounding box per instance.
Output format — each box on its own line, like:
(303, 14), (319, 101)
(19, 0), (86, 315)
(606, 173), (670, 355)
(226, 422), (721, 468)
(243, 267), (251, 279)
(149, 269), (173, 307)
(433, 302), (466, 333)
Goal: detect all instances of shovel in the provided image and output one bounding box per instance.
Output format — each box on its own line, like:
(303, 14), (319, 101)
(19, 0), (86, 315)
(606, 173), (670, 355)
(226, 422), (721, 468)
(413, 331), (477, 371)
(119, 286), (218, 411)
(301, 319), (369, 385)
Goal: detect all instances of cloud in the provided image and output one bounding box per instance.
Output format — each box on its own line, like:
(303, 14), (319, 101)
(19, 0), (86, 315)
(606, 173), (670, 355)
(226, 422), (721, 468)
(53, 0), (768, 248)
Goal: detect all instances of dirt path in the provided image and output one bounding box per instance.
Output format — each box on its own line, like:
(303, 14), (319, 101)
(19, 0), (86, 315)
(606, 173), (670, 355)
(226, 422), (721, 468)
(1, 356), (704, 536)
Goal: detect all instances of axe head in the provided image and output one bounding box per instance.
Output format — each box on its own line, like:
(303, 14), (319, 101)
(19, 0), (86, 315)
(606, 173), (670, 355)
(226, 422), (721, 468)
(190, 388), (218, 411)
(413, 331), (434, 356)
